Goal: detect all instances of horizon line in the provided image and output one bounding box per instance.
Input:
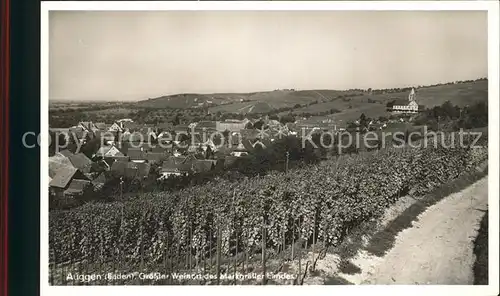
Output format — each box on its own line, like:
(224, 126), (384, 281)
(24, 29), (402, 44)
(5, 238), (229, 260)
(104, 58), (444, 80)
(49, 76), (488, 103)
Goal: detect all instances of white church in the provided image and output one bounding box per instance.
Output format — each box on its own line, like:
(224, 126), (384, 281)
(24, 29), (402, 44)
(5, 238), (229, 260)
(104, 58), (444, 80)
(388, 88), (419, 114)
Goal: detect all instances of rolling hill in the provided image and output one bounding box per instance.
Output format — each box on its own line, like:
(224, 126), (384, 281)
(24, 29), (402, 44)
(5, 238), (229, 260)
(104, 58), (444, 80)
(134, 80), (488, 123)
(135, 89), (364, 111)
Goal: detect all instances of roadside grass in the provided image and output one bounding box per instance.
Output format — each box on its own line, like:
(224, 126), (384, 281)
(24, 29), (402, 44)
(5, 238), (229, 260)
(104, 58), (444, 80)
(473, 211), (488, 285)
(365, 164), (488, 257)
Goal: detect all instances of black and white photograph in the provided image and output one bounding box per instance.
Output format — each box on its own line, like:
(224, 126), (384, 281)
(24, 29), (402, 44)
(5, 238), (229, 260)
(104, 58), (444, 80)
(41, 1), (498, 293)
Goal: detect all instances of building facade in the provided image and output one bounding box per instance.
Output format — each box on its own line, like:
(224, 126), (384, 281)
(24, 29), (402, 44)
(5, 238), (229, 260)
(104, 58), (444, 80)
(388, 88), (419, 114)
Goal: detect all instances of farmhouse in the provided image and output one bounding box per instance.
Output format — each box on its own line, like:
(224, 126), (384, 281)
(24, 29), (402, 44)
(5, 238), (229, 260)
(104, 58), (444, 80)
(49, 166), (91, 202)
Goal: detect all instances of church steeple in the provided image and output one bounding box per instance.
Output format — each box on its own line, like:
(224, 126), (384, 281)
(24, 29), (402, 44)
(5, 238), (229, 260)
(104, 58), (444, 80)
(408, 88), (416, 102)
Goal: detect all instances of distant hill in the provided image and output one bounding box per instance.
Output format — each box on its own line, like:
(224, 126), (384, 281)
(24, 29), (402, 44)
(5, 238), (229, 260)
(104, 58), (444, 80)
(135, 89), (363, 111)
(299, 80), (487, 122)
(134, 80), (488, 122)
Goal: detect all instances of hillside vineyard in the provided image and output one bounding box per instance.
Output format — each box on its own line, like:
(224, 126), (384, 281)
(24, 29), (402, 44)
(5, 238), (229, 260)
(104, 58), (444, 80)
(49, 135), (488, 285)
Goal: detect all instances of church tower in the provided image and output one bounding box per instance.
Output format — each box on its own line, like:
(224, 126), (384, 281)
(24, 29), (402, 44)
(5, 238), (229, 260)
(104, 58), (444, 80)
(408, 88), (416, 102)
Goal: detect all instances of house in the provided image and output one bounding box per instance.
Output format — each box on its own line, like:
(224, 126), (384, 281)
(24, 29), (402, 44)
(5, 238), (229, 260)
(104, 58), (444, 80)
(95, 145), (125, 158)
(69, 126), (86, 140)
(145, 152), (166, 164)
(230, 140), (254, 157)
(49, 166), (91, 201)
(158, 131), (174, 143)
(139, 127), (157, 140)
(110, 161), (151, 179)
(63, 179), (92, 197)
(159, 157), (191, 179)
(110, 161), (131, 178)
(103, 155), (129, 168)
(67, 153), (93, 173)
(94, 122), (108, 131)
(216, 119), (250, 133)
(131, 162), (151, 179)
(193, 121), (217, 134)
(239, 129), (260, 140)
(158, 155), (201, 179)
(127, 148), (147, 163)
(187, 144), (203, 154)
(159, 162), (192, 179)
(267, 119), (281, 127)
(108, 122), (123, 133)
(387, 88), (419, 114)
(78, 121), (99, 133)
(192, 159), (217, 173)
(49, 153), (74, 178)
(127, 148), (166, 164)
(180, 133), (204, 149)
(121, 131), (150, 143)
(97, 131), (117, 145)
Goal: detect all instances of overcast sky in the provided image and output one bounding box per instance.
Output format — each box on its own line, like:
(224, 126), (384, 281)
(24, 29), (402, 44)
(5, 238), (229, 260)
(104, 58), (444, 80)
(49, 10), (487, 101)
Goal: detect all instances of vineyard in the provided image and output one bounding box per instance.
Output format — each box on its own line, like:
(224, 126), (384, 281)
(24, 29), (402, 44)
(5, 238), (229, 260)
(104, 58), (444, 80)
(49, 135), (488, 285)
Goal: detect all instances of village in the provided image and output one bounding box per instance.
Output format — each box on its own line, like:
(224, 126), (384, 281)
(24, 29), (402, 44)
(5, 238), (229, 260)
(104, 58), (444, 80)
(43, 8), (492, 288)
(48, 88), (427, 207)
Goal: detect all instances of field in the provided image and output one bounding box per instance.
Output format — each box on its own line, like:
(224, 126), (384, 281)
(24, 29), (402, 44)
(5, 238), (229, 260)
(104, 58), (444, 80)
(137, 89), (364, 111)
(49, 80), (487, 128)
(49, 137), (488, 285)
(86, 108), (140, 115)
(133, 80), (487, 124)
(281, 80), (488, 123)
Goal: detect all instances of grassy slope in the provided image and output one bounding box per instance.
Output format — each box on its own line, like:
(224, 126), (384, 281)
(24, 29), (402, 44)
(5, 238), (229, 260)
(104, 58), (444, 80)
(473, 211), (489, 285)
(287, 80), (488, 123)
(129, 81), (486, 122)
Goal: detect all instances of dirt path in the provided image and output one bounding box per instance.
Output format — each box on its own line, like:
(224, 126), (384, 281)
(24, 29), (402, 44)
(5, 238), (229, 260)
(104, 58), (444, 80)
(361, 176), (489, 285)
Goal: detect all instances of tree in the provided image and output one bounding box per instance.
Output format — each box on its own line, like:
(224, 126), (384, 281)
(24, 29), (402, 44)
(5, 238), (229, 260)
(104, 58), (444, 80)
(245, 122), (254, 129)
(172, 113), (181, 125)
(269, 114), (279, 121)
(205, 145), (214, 159)
(66, 132), (79, 154)
(81, 137), (101, 159)
(279, 114), (295, 125)
(359, 113), (369, 129)
(253, 120), (264, 130)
